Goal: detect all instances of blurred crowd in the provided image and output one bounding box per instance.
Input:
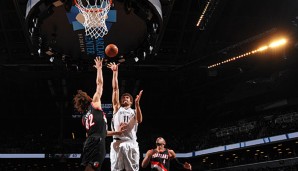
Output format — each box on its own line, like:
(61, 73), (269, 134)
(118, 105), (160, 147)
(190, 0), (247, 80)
(1, 107), (298, 170)
(194, 108), (298, 152)
(1, 107), (298, 154)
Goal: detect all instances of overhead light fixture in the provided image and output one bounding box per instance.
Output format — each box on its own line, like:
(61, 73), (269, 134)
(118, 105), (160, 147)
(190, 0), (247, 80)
(33, 18), (38, 27)
(72, 132), (75, 140)
(257, 46), (268, 51)
(196, 0), (211, 27)
(196, 0), (219, 30)
(134, 57), (139, 62)
(49, 56), (54, 62)
(269, 39), (287, 48)
(149, 46), (153, 53)
(208, 38), (287, 68)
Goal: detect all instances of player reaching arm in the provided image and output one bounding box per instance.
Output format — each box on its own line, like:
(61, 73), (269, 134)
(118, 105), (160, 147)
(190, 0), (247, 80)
(169, 149), (192, 170)
(134, 90), (143, 123)
(107, 62), (121, 112)
(92, 57), (103, 109)
(107, 62), (143, 171)
(107, 62), (143, 122)
(107, 123), (127, 136)
(73, 57), (106, 171)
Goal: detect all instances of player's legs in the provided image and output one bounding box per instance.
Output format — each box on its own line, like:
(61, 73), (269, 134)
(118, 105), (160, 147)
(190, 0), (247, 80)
(121, 141), (140, 171)
(110, 141), (125, 171)
(93, 138), (105, 171)
(82, 136), (105, 171)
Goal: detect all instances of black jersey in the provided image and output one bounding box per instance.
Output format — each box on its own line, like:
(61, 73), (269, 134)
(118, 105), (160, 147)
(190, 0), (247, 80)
(150, 149), (170, 171)
(82, 102), (107, 138)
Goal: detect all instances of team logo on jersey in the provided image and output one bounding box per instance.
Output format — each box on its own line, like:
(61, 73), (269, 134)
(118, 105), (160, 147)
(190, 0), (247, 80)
(151, 161), (168, 171)
(152, 153), (169, 159)
(93, 161), (100, 168)
(133, 163), (138, 170)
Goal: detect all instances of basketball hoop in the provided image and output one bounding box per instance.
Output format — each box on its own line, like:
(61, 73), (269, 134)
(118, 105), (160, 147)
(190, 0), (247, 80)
(74, 0), (112, 39)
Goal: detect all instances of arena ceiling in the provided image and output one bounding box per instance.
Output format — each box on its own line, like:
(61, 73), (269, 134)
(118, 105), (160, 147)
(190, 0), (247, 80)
(0, 0), (297, 68)
(0, 0), (298, 123)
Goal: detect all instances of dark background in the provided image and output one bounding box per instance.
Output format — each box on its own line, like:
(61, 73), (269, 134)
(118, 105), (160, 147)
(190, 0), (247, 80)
(1, 0), (298, 170)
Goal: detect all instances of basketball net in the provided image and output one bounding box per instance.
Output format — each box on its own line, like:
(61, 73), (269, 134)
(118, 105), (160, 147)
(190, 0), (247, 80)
(74, 0), (112, 39)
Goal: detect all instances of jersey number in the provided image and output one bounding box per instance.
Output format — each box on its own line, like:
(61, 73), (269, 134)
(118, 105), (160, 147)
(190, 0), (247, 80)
(85, 114), (95, 130)
(123, 116), (129, 123)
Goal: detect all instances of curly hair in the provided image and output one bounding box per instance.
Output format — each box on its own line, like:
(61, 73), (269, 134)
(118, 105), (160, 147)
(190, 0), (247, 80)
(121, 93), (133, 103)
(73, 90), (92, 113)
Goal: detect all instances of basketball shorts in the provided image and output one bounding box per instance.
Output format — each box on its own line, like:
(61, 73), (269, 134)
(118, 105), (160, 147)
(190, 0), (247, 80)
(110, 140), (139, 171)
(81, 135), (106, 171)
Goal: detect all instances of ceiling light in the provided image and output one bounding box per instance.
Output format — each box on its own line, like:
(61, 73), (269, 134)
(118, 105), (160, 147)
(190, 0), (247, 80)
(134, 57), (139, 62)
(49, 57), (54, 63)
(208, 38), (287, 68)
(269, 39), (287, 48)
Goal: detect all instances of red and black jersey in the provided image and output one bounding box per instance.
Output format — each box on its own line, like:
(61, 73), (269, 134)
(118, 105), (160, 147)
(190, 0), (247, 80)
(82, 102), (107, 138)
(150, 148), (170, 171)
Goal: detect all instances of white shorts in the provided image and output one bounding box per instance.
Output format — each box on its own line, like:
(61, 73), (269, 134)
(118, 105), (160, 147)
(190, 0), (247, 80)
(110, 140), (139, 171)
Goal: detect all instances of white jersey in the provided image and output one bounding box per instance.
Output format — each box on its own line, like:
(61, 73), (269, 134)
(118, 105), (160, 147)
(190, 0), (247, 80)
(111, 107), (138, 141)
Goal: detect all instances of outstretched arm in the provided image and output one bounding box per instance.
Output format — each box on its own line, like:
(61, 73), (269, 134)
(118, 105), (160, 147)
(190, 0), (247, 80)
(107, 123), (127, 136)
(107, 62), (120, 113)
(169, 150), (192, 170)
(135, 90), (143, 123)
(92, 57), (103, 109)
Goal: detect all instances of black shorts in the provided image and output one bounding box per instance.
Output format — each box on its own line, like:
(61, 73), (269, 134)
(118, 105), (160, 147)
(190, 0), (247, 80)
(81, 135), (106, 171)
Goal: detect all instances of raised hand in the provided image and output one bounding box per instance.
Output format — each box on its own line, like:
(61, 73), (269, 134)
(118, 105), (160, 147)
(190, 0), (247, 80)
(93, 56), (103, 69)
(107, 62), (119, 71)
(135, 90), (143, 105)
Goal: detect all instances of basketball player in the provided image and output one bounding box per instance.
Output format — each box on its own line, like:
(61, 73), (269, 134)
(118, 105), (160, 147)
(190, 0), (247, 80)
(73, 57), (127, 171)
(107, 62), (143, 171)
(142, 137), (192, 171)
